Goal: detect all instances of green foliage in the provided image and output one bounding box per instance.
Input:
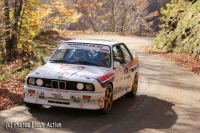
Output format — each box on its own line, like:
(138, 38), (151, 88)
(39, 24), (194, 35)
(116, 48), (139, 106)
(159, 0), (178, 29)
(151, 0), (200, 55)
(0, 65), (30, 81)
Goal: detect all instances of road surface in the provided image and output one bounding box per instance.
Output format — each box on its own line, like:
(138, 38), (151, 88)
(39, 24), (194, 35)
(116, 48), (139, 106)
(0, 34), (200, 133)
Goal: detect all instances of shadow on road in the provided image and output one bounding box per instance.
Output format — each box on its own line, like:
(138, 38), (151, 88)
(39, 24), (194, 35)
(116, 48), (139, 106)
(138, 51), (200, 92)
(28, 95), (177, 132)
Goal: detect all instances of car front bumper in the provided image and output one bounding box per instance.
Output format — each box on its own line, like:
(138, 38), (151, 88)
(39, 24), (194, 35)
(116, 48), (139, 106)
(24, 85), (105, 110)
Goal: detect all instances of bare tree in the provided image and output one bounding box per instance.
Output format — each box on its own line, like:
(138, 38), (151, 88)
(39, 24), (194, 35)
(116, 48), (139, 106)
(73, 0), (154, 33)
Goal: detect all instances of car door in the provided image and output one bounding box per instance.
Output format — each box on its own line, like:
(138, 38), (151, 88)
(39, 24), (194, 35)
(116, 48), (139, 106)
(112, 45), (126, 95)
(119, 44), (134, 89)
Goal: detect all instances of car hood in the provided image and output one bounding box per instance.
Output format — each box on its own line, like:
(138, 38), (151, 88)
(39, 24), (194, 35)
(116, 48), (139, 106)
(27, 63), (111, 82)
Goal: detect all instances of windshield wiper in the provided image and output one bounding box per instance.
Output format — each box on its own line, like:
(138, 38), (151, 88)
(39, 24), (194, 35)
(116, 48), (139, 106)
(49, 59), (74, 64)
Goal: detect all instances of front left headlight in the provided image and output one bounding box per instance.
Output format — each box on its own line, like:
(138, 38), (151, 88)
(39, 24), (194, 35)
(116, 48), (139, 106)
(28, 78), (35, 85)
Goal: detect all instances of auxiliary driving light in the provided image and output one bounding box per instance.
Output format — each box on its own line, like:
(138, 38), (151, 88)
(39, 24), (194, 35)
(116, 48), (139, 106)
(36, 79), (43, 86)
(83, 96), (91, 99)
(77, 83), (84, 90)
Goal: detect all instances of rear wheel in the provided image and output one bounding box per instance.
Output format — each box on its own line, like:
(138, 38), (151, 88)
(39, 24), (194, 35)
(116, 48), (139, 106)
(25, 102), (42, 109)
(125, 73), (138, 98)
(100, 84), (113, 114)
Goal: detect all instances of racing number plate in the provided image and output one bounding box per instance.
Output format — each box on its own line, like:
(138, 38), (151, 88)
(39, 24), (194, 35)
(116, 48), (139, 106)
(44, 89), (71, 99)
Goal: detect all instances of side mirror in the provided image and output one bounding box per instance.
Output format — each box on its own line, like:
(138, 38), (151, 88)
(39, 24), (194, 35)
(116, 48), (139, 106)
(114, 61), (120, 68)
(131, 50), (138, 60)
(44, 56), (50, 63)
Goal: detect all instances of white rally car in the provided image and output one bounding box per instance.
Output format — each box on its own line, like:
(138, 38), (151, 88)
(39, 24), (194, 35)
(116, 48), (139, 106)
(24, 39), (139, 114)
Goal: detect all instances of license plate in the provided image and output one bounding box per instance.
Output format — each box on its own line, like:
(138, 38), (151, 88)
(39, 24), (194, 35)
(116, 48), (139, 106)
(73, 99), (80, 103)
(39, 95), (45, 99)
(45, 89), (71, 99)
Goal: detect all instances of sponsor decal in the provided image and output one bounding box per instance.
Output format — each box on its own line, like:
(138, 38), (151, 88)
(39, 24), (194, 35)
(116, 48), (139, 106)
(99, 72), (114, 82)
(61, 43), (110, 53)
(80, 71), (115, 88)
(98, 96), (104, 108)
(128, 60), (139, 72)
(118, 67), (123, 72)
(35, 99), (39, 103)
(122, 65), (130, 75)
(56, 90), (69, 93)
(128, 60), (139, 67)
(30, 69), (54, 75)
(67, 43), (103, 49)
(51, 93), (63, 99)
(79, 103), (84, 108)
(60, 64), (85, 70)
(45, 89), (71, 99)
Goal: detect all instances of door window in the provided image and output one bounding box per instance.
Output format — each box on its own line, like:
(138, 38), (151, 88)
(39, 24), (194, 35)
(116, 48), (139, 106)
(119, 44), (132, 63)
(113, 46), (125, 64)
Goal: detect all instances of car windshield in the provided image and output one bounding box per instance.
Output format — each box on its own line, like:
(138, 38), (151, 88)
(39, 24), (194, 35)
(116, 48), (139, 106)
(50, 43), (111, 67)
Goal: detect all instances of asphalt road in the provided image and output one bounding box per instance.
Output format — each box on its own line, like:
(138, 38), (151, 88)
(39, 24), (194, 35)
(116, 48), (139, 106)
(0, 35), (200, 133)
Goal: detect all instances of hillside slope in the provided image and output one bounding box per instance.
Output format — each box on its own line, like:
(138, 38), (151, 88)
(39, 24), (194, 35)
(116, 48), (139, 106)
(151, 0), (200, 56)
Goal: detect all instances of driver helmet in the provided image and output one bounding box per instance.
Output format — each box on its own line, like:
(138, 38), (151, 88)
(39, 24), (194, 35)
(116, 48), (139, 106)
(73, 49), (85, 61)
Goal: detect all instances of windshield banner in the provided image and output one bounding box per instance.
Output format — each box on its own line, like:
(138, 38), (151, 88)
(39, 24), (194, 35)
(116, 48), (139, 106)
(59, 43), (110, 53)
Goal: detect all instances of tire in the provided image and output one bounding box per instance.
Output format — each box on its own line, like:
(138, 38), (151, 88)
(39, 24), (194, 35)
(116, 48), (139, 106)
(100, 84), (113, 114)
(25, 102), (42, 109)
(125, 73), (138, 98)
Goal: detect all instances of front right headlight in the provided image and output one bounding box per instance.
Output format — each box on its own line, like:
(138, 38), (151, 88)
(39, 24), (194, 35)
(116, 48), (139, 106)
(86, 84), (93, 91)
(28, 78), (35, 85)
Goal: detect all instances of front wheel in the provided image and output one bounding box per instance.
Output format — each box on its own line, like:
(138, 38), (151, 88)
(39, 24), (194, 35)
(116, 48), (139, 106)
(25, 102), (42, 109)
(100, 84), (113, 114)
(125, 73), (138, 98)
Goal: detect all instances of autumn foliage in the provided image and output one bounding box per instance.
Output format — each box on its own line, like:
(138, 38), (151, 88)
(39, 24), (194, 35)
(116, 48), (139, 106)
(0, 0), (81, 63)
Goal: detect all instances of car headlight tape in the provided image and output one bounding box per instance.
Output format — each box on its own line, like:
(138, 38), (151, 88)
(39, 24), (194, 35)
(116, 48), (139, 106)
(86, 84), (93, 91)
(77, 83), (84, 90)
(36, 79), (43, 86)
(28, 78), (35, 85)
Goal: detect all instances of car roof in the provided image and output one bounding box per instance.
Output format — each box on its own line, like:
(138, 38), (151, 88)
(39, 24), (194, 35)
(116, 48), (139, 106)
(62, 39), (122, 46)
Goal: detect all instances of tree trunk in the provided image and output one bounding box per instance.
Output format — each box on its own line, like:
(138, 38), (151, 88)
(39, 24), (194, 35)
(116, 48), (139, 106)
(120, 7), (127, 33)
(4, 0), (11, 62)
(12, 0), (23, 57)
(4, 0), (23, 62)
(110, 0), (115, 32)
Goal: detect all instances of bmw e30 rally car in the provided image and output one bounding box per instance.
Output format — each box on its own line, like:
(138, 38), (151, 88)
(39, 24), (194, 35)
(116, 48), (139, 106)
(24, 39), (139, 114)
